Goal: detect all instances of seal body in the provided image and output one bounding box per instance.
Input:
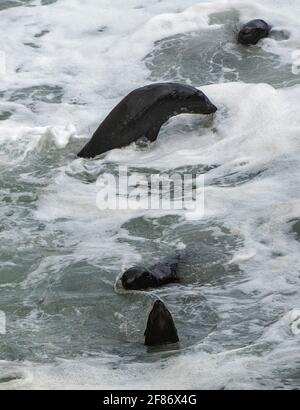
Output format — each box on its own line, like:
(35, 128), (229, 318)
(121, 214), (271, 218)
(144, 300), (179, 346)
(78, 83), (217, 158)
(121, 255), (180, 290)
(238, 19), (271, 45)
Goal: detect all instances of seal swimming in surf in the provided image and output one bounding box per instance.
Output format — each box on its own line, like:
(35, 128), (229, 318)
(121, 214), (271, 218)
(238, 19), (271, 45)
(144, 300), (179, 346)
(121, 255), (180, 290)
(120, 241), (234, 291)
(78, 83), (217, 158)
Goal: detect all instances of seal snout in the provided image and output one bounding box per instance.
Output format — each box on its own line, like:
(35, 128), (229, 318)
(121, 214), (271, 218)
(208, 102), (218, 114)
(195, 92), (218, 115)
(199, 101), (217, 115)
(153, 299), (165, 313)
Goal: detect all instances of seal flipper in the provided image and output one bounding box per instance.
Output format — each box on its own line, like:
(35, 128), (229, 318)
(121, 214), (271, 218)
(135, 126), (162, 149)
(145, 126), (161, 143)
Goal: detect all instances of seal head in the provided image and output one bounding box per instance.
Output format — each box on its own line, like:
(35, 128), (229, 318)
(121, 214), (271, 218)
(121, 266), (159, 290)
(121, 255), (180, 290)
(144, 300), (179, 346)
(238, 19), (271, 45)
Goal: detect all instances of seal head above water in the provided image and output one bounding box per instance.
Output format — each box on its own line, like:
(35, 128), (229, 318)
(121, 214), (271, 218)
(238, 19), (271, 45)
(144, 300), (179, 346)
(121, 255), (180, 290)
(78, 83), (217, 158)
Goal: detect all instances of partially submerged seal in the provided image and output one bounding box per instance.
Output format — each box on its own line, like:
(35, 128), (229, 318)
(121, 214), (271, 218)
(144, 300), (179, 346)
(121, 255), (180, 290)
(238, 19), (271, 45)
(78, 83), (217, 158)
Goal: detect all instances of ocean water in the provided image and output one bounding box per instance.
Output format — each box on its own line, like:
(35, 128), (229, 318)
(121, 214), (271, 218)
(0, 0), (300, 390)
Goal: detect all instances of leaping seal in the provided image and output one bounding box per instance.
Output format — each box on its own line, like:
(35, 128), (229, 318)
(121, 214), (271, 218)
(238, 19), (271, 45)
(78, 83), (217, 158)
(144, 300), (179, 346)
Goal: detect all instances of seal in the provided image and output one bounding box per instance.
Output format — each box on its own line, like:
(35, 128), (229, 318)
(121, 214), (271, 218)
(78, 83), (217, 158)
(238, 19), (271, 45)
(144, 300), (179, 346)
(121, 255), (180, 290)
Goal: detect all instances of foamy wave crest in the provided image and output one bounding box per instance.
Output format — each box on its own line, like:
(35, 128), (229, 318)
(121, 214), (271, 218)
(0, 124), (77, 162)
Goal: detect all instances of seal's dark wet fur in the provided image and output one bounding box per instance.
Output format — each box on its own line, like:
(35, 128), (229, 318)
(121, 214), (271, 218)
(121, 255), (180, 290)
(238, 19), (271, 45)
(144, 300), (179, 346)
(78, 83), (217, 158)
